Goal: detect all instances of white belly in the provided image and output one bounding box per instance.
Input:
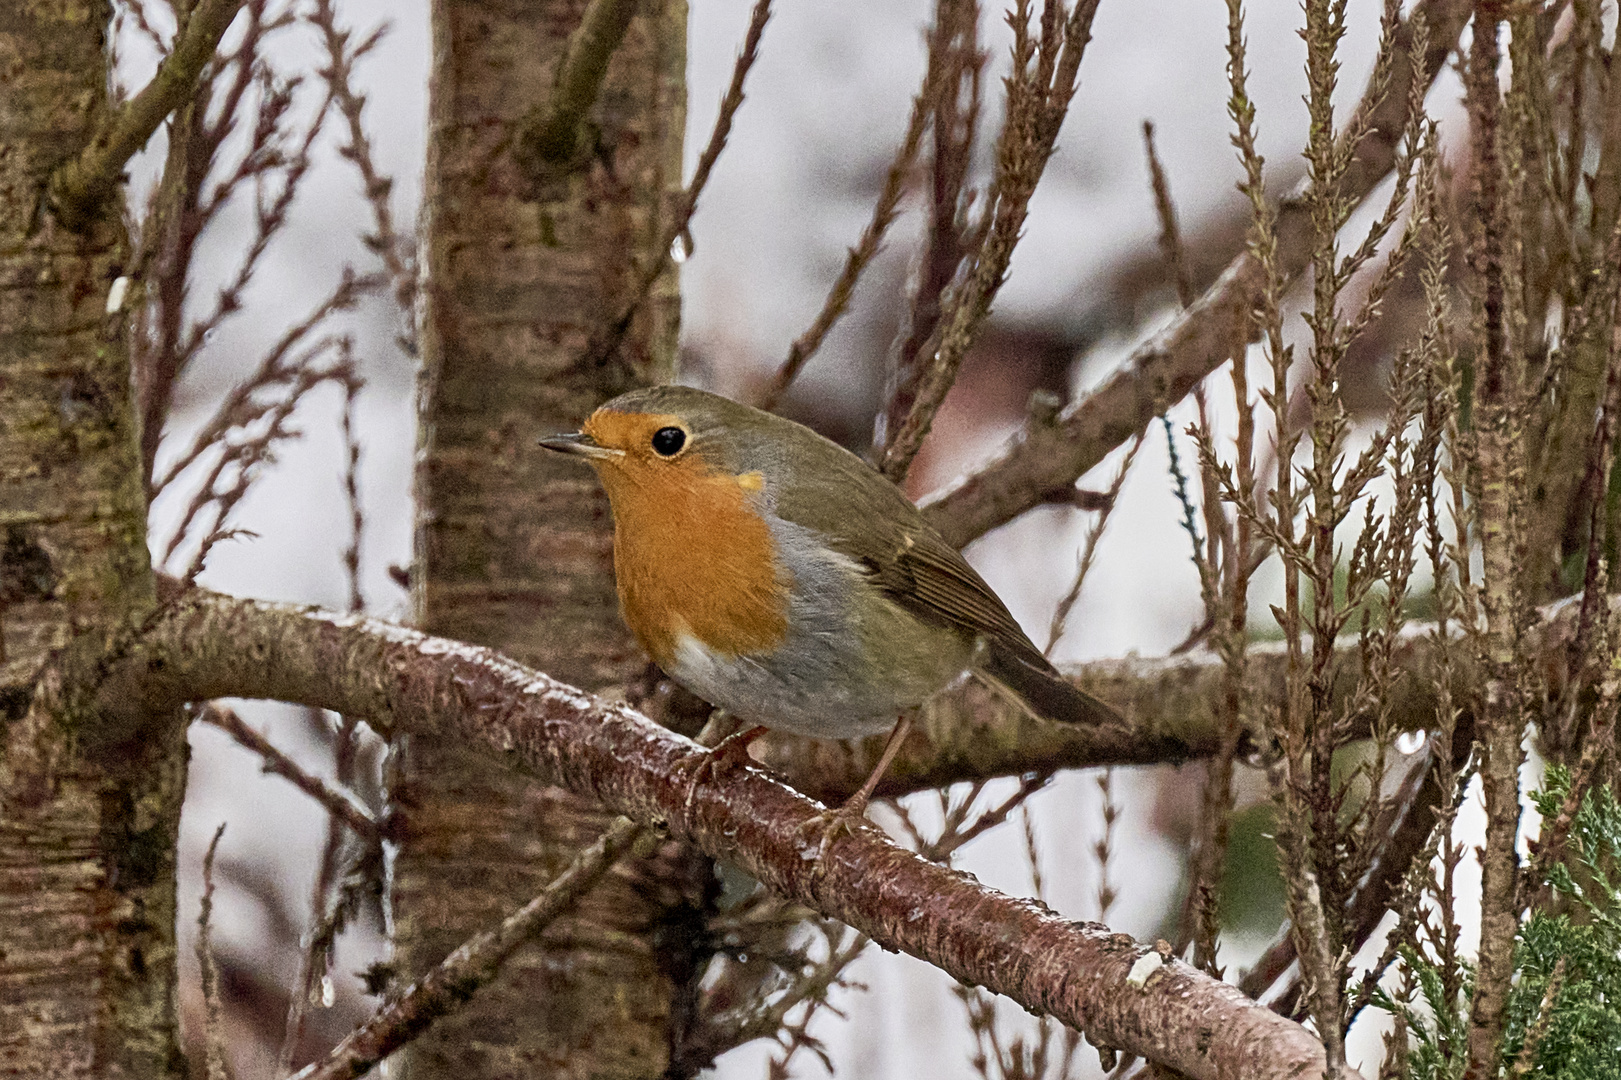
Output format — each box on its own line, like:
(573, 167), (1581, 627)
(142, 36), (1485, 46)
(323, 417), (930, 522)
(668, 631), (938, 740)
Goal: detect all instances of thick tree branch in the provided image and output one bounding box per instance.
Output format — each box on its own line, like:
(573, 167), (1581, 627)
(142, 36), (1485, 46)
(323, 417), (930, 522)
(49, 0), (245, 230)
(919, 0), (1471, 549)
(764, 589), (1592, 802)
(108, 590), (1346, 1080)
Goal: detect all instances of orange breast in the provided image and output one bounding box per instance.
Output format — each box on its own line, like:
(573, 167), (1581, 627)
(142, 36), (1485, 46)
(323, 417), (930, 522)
(595, 459), (790, 667)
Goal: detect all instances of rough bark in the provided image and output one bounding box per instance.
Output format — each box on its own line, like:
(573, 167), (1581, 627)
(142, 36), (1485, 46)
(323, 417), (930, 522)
(107, 591), (1353, 1080)
(398, 0), (691, 1075)
(0, 1), (180, 1076)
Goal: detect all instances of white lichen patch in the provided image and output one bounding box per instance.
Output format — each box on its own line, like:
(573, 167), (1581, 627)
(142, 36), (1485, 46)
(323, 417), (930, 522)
(105, 275), (130, 314)
(1125, 950), (1164, 989)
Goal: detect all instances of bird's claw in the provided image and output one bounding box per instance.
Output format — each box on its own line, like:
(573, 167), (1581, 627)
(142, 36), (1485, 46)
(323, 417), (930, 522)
(800, 795), (873, 867)
(680, 724), (769, 813)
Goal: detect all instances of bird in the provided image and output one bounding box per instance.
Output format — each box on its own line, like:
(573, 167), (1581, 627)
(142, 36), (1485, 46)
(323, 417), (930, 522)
(539, 384), (1119, 830)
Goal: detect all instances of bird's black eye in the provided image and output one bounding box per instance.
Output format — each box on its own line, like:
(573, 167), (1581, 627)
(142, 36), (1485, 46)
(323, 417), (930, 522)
(650, 426), (687, 457)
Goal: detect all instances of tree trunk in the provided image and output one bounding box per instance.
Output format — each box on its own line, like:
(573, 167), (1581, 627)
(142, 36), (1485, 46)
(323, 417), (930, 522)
(395, 0), (694, 1076)
(0, 2), (182, 1076)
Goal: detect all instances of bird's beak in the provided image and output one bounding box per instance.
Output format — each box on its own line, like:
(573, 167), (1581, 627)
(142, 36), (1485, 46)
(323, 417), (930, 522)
(537, 431), (622, 461)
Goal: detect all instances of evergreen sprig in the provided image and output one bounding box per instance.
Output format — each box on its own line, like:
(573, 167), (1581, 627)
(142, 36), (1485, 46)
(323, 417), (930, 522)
(1375, 772), (1621, 1079)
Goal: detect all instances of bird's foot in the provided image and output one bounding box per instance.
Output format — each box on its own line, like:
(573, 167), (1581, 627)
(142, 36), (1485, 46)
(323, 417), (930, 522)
(681, 724), (769, 813)
(800, 791), (874, 866)
(801, 711), (916, 868)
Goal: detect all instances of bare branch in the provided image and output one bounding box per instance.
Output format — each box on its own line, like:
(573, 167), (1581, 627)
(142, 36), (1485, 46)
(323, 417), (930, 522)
(1143, 120), (1195, 309)
(50, 0), (246, 230)
(109, 590), (1350, 1080)
(749, 585), (1603, 803)
(878, 0), (1103, 482)
(309, 0), (417, 341)
(754, 1), (942, 411)
(290, 817), (644, 1080)
(584, 0), (772, 370)
(196, 823), (231, 1080)
(920, 0), (1472, 549)
(515, 0), (643, 177)
(196, 702), (382, 846)
(1463, 3), (1526, 1074)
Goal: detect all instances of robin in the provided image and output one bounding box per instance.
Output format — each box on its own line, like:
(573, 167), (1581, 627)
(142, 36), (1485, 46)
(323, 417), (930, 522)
(539, 385), (1118, 828)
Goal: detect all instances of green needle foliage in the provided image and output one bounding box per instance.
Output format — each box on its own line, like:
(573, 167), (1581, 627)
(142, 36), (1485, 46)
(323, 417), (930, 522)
(1377, 769), (1621, 1079)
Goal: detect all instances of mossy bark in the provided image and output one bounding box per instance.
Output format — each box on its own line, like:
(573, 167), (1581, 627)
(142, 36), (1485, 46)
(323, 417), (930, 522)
(397, 0), (695, 1075)
(0, 1), (182, 1077)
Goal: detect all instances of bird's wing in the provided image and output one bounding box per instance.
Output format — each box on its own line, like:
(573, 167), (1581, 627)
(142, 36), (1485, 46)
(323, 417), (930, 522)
(771, 454), (1121, 727)
(842, 523), (1122, 726)
(773, 457), (1048, 665)
(856, 526), (1042, 657)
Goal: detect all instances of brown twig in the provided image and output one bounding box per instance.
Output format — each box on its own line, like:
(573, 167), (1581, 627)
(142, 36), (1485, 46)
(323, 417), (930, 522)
(1554, 210), (1621, 752)
(879, 0), (985, 446)
(877, 0), (1103, 482)
(1044, 433), (1144, 653)
(754, 0), (954, 412)
(584, 0), (772, 371)
(277, 705), (378, 1074)
(309, 0), (417, 347)
(196, 703), (383, 846)
(153, 272), (376, 498)
(197, 822), (232, 1080)
(154, 289), (373, 580)
(338, 374), (366, 615)
(135, 5), (336, 484)
(1143, 121), (1195, 310)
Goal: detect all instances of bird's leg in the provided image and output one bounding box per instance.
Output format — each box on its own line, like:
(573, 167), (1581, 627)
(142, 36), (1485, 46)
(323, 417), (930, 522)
(844, 710), (914, 818)
(682, 720), (770, 812)
(805, 710), (915, 860)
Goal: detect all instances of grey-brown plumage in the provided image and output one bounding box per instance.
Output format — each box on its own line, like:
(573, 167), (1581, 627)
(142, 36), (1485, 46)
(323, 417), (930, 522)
(556, 385), (1121, 739)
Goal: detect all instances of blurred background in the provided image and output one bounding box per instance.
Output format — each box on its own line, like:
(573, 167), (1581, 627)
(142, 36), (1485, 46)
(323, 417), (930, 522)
(122, 0), (1456, 1073)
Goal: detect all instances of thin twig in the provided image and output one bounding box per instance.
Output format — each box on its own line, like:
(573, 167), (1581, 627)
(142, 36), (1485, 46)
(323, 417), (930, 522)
(138, 25), (339, 484)
(338, 369), (365, 616)
(280, 831), (383, 1074)
(197, 703), (382, 846)
(919, 0), (1472, 549)
(309, 0), (417, 347)
(1094, 769), (1119, 922)
(880, 0), (985, 445)
(1143, 120), (1195, 309)
(197, 823), (232, 1080)
(583, 0), (773, 370)
(754, 3), (944, 411)
(290, 816), (644, 1080)
(878, 0), (1104, 483)
(154, 272), (376, 497)
(1045, 432), (1144, 653)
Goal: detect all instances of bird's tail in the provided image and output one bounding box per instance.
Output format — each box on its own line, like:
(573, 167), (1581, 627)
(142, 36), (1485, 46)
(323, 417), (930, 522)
(975, 639), (1122, 728)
